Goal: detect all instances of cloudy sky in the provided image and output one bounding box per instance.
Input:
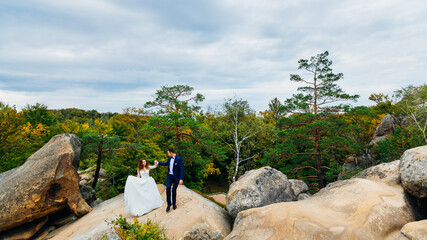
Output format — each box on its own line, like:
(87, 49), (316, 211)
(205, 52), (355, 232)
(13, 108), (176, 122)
(0, 0), (426, 113)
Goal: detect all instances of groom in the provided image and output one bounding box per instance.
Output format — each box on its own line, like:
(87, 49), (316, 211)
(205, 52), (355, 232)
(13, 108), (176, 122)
(155, 148), (184, 212)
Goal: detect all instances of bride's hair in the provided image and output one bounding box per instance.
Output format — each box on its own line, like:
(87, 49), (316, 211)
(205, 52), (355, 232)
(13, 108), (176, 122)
(138, 158), (150, 171)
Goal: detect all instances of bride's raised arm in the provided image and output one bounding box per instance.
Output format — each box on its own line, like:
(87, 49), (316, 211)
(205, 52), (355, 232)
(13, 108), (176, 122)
(149, 162), (158, 169)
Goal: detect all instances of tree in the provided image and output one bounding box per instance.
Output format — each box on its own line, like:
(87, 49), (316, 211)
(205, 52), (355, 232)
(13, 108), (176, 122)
(0, 103), (49, 172)
(282, 51), (359, 188)
(394, 84), (427, 144)
(22, 103), (55, 127)
(144, 85), (205, 116)
(215, 97), (265, 182)
(370, 84), (427, 162)
(144, 85), (222, 190)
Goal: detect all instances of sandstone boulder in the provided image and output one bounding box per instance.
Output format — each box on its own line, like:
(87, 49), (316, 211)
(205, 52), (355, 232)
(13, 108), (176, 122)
(0, 134), (90, 232)
(399, 220), (427, 240)
(225, 178), (416, 240)
(353, 160), (400, 185)
(226, 166), (294, 219)
(46, 184), (231, 240)
(399, 145), (427, 198)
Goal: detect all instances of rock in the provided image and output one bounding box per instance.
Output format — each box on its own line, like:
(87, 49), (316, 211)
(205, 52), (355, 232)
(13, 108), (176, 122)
(209, 193), (227, 206)
(0, 168), (17, 184)
(78, 173), (92, 186)
(90, 198), (103, 208)
(399, 145), (427, 198)
(0, 134), (90, 232)
(400, 220), (427, 240)
(32, 226), (56, 240)
(78, 167), (111, 187)
(0, 217), (48, 240)
(79, 184), (96, 204)
(226, 166), (294, 219)
(225, 178), (416, 240)
(51, 214), (78, 228)
(182, 223), (222, 240)
(338, 154), (376, 180)
(370, 114), (398, 145)
(297, 193), (311, 201)
(46, 184), (231, 240)
(289, 179), (309, 198)
(353, 160), (400, 186)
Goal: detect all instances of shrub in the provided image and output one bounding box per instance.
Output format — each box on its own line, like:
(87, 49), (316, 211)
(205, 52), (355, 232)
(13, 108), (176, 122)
(105, 215), (167, 240)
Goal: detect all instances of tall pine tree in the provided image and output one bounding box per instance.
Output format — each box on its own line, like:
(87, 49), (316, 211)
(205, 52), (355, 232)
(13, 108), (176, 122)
(282, 51), (359, 188)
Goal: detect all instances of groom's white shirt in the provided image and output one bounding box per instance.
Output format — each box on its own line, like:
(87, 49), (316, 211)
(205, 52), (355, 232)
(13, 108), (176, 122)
(169, 157), (175, 175)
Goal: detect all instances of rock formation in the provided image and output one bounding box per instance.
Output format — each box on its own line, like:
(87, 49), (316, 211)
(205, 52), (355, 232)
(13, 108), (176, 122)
(46, 185), (231, 240)
(399, 145), (427, 198)
(370, 114), (399, 145)
(353, 160), (400, 185)
(226, 178), (416, 239)
(0, 134), (90, 233)
(399, 220), (427, 240)
(226, 166), (295, 219)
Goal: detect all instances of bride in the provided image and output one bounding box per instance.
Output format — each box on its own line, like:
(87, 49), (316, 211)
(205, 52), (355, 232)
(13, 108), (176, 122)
(124, 158), (163, 216)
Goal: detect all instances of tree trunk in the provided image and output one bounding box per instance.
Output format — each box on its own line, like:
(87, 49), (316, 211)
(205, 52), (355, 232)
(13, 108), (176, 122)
(233, 151), (240, 183)
(92, 140), (103, 189)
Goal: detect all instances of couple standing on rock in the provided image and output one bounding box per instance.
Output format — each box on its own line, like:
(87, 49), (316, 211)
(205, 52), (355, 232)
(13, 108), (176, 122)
(124, 148), (184, 216)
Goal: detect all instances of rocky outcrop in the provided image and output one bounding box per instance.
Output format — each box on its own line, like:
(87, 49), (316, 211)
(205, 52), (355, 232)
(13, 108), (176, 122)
(225, 178), (416, 240)
(353, 160), (400, 185)
(399, 145), (427, 198)
(226, 166), (295, 219)
(370, 114), (399, 145)
(399, 220), (427, 240)
(0, 134), (90, 233)
(47, 185), (231, 240)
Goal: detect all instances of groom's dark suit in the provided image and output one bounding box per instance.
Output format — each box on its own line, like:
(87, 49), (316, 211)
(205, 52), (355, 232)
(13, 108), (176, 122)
(158, 155), (184, 207)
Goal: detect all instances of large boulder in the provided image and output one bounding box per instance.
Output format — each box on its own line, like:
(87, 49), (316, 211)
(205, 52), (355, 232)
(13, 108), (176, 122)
(46, 185), (231, 240)
(370, 114), (399, 145)
(399, 220), (427, 240)
(0, 134), (90, 232)
(353, 160), (400, 185)
(226, 166), (294, 219)
(399, 145), (427, 198)
(225, 178), (416, 240)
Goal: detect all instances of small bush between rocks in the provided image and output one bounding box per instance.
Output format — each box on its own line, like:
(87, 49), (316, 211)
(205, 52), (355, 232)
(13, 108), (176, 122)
(105, 215), (167, 240)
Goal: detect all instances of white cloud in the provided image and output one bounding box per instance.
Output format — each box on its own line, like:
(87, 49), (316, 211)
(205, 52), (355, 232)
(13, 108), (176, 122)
(1, 0), (426, 113)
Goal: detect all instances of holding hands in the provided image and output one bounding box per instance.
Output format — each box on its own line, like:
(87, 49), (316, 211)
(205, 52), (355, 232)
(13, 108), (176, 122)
(154, 160), (158, 165)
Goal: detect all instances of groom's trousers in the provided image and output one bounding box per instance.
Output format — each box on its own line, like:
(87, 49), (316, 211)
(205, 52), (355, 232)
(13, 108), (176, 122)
(166, 174), (179, 206)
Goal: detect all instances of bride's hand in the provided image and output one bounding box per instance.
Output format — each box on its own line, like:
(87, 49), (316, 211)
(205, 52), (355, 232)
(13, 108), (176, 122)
(154, 160), (158, 165)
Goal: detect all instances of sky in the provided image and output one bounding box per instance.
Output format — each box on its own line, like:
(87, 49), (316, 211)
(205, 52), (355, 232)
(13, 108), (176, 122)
(0, 0), (426, 113)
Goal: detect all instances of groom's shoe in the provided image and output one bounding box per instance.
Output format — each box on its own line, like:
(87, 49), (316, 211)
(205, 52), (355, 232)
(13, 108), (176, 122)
(173, 205), (177, 210)
(166, 205), (171, 212)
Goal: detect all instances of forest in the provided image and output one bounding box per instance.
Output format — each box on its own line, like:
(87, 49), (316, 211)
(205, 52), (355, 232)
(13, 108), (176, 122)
(1, 52), (426, 199)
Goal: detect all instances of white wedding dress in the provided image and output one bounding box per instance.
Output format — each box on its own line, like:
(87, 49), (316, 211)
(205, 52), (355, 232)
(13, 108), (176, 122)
(124, 165), (163, 216)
